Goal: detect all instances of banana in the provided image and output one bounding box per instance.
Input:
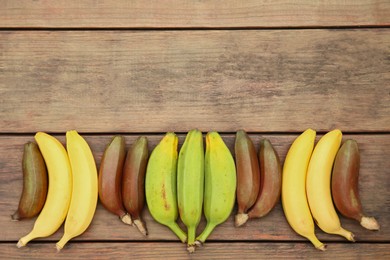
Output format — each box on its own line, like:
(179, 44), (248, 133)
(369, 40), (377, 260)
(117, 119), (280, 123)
(122, 136), (149, 236)
(234, 130), (260, 227)
(56, 130), (98, 251)
(17, 132), (72, 248)
(306, 129), (354, 241)
(332, 139), (379, 230)
(98, 136), (132, 225)
(177, 129), (204, 252)
(281, 129), (325, 250)
(145, 132), (186, 243)
(246, 139), (282, 221)
(196, 132), (236, 245)
(12, 142), (48, 221)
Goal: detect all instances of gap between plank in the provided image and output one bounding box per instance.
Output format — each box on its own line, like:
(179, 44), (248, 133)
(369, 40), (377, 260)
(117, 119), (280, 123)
(0, 25), (389, 31)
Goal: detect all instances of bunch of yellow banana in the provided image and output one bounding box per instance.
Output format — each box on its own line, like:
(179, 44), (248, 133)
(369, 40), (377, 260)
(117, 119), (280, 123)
(281, 129), (325, 250)
(17, 130), (98, 251)
(282, 128), (359, 251)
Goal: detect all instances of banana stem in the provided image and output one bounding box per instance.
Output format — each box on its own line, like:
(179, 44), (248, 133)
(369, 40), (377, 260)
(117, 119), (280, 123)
(17, 232), (37, 248)
(120, 213), (132, 226)
(235, 213), (249, 227)
(187, 225), (196, 246)
(306, 234), (326, 251)
(56, 234), (72, 251)
(195, 222), (216, 244)
(133, 219), (148, 236)
(167, 222), (187, 243)
(334, 228), (355, 242)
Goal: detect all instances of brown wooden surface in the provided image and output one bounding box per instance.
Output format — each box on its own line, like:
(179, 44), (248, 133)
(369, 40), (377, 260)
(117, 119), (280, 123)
(1, 1), (389, 258)
(1, 30), (389, 133)
(0, 0), (389, 28)
(3, 243), (390, 259)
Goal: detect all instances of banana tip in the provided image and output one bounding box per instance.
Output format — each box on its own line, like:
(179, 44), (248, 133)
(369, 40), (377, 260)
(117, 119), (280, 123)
(361, 216), (380, 231)
(316, 244), (327, 251)
(56, 244), (63, 252)
(133, 219), (148, 236)
(234, 213), (249, 227)
(120, 214), (133, 225)
(194, 240), (203, 247)
(187, 245), (196, 253)
(16, 240), (25, 248)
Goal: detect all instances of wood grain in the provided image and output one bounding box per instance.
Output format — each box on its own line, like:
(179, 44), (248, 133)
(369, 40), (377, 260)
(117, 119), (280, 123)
(1, 30), (389, 133)
(2, 134), (388, 242)
(0, 0), (389, 28)
(3, 242), (390, 259)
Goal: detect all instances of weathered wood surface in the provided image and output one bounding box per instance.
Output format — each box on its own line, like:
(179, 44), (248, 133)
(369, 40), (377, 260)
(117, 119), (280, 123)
(2, 134), (388, 243)
(3, 242), (390, 259)
(1, 30), (389, 133)
(1, 0), (389, 28)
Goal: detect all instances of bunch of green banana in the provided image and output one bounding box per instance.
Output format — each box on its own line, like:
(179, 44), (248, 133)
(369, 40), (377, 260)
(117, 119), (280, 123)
(98, 136), (132, 225)
(145, 132), (187, 243)
(17, 132), (72, 248)
(177, 129), (204, 253)
(332, 139), (379, 230)
(122, 136), (149, 236)
(12, 142), (48, 221)
(281, 129), (325, 250)
(196, 132), (236, 245)
(306, 129), (355, 242)
(56, 130), (99, 251)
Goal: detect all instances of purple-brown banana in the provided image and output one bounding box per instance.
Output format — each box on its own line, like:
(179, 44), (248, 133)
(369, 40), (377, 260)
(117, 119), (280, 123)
(332, 139), (379, 230)
(122, 136), (149, 236)
(235, 139), (282, 226)
(234, 130), (260, 227)
(12, 142), (48, 220)
(247, 139), (281, 220)
(98, 136), (132, 225)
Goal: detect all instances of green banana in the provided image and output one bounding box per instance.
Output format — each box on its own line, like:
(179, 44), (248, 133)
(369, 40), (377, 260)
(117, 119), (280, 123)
(145, 132), (186, 243)
(177, 129), (204, 252)
(196, 132), (236, 245)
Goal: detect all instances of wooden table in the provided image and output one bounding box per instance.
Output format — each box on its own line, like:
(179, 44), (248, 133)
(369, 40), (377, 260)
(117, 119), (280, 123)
(1, 1), (389, 259)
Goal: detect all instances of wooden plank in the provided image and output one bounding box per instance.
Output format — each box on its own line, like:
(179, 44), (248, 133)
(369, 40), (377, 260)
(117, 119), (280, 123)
(0, 1), (389, 28)
(2, 134), (388, 242)
(1, 30), (389, 133)
(3, 242), (390, 259)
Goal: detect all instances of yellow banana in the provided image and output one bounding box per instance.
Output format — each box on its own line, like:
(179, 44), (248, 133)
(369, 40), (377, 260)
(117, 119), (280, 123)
(145, 132), (186, 243)
(306, 129), (354, 241)
(196, 132), (236, 245)
(17, 132), (72, 248)
(177, 129), (204, 252)
(56, 130), (98, 251)
(281, 129), (325, 250)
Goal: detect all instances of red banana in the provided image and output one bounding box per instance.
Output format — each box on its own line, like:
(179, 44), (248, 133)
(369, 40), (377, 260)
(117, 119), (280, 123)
(98, 136), (132, 225)
(12, 142), (48, 220)
(122, 136), (149, 236)
(247, 139), (282, 220)
(234, 130), (260, 227)
(331, 139), (379, 230)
